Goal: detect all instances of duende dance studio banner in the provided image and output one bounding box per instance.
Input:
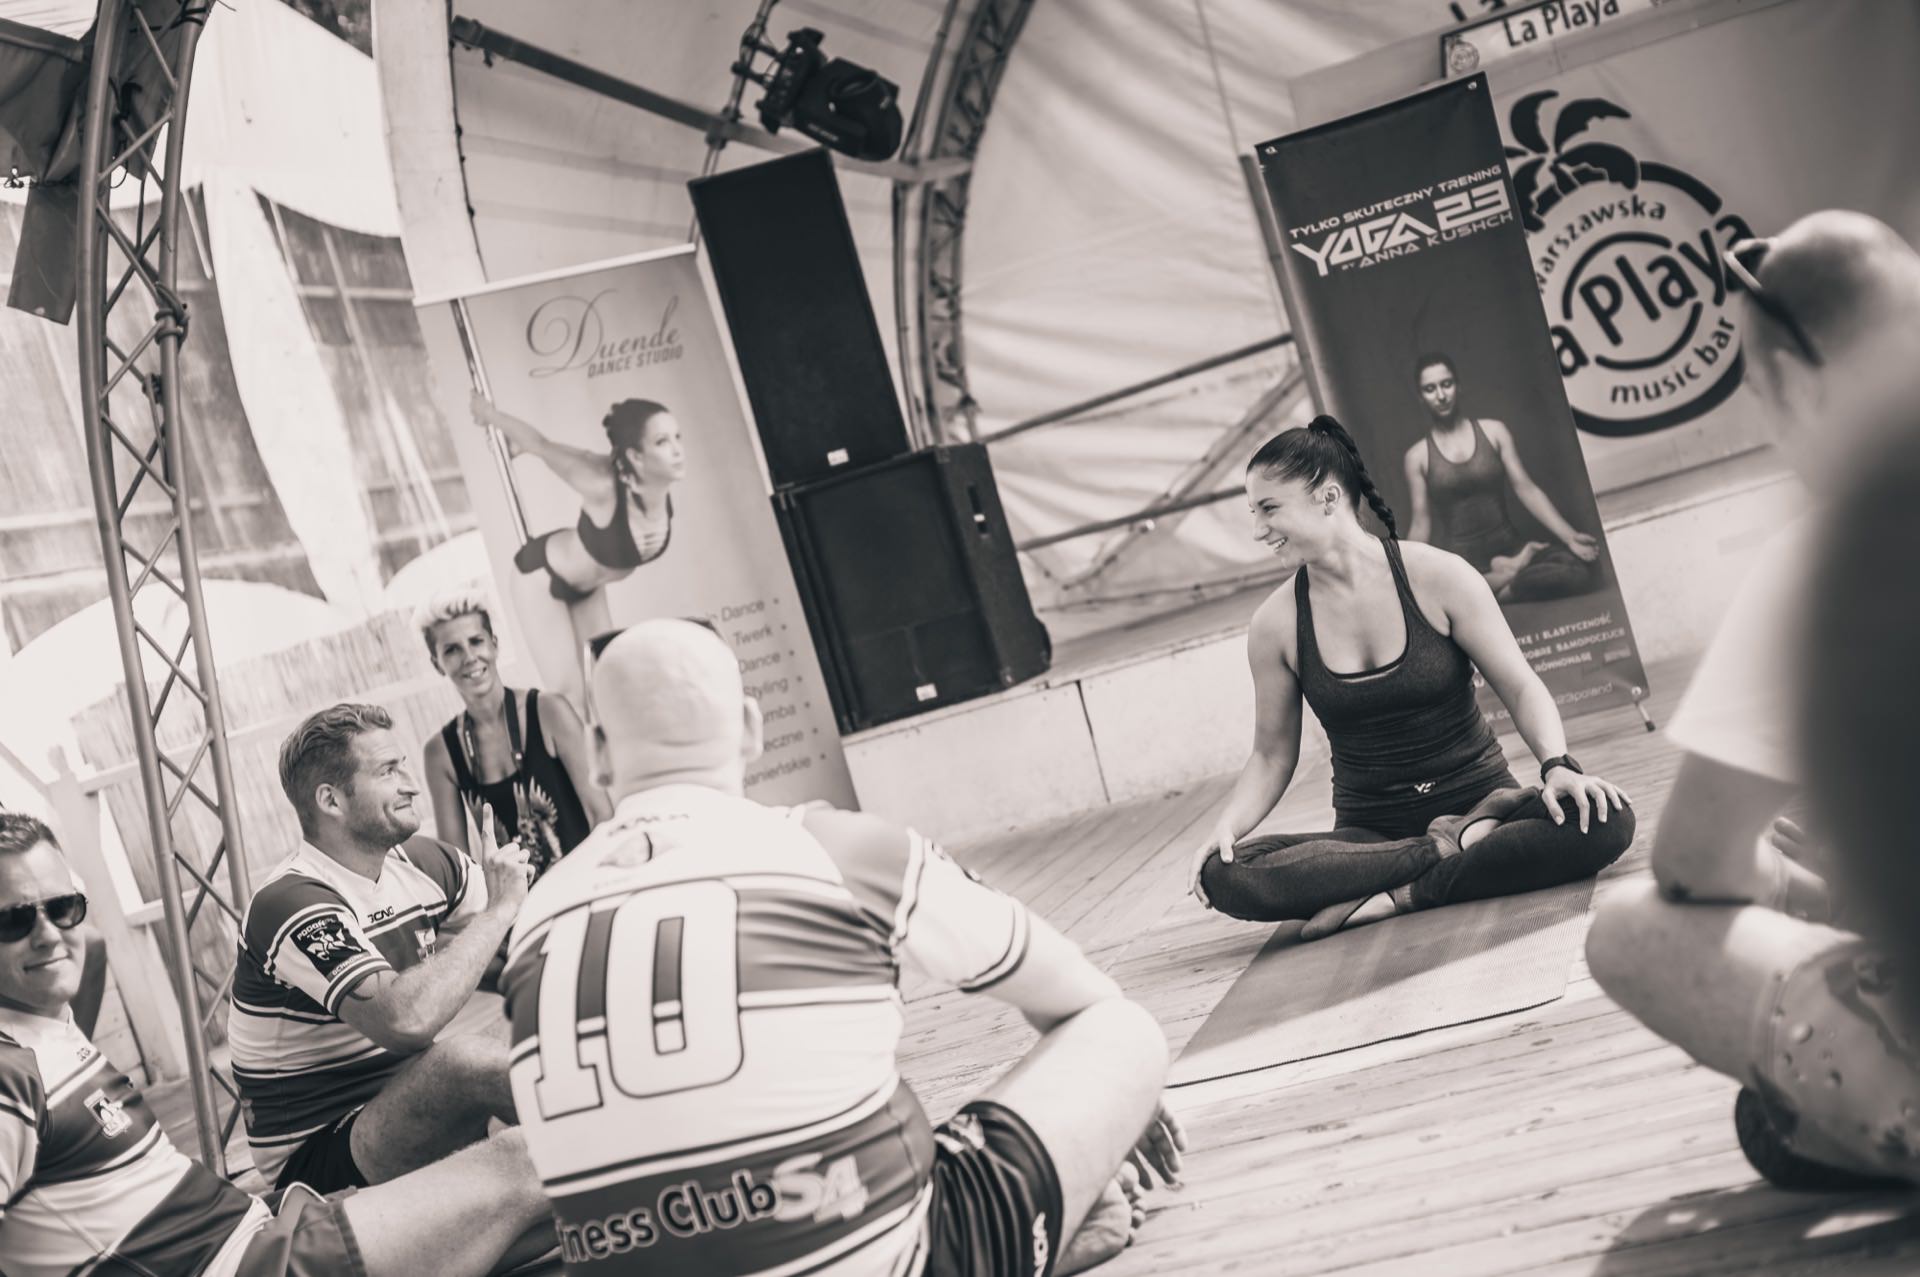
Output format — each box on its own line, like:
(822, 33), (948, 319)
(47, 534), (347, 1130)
(428, 248), (857, 808)
(1260, 75), (1648, 725)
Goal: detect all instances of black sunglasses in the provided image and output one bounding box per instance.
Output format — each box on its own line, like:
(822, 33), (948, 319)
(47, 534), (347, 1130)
(0, 892), (88, 944)
(1723, 238), (1824, 368)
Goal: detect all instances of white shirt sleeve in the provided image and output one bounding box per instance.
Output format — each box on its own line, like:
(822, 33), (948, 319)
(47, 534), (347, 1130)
(1665, 521), (1814, 784)
(0, 1050), (43, 1209)
(893, 833), (1032, 994)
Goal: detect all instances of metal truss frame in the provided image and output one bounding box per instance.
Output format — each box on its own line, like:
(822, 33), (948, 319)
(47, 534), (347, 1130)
(900, 0), (1037, 446)
(74, 0), (248, 1173)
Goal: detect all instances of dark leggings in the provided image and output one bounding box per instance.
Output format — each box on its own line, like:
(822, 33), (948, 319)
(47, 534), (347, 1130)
(1504, 546), (1601, 603)
(1201, 790), (1634, 922)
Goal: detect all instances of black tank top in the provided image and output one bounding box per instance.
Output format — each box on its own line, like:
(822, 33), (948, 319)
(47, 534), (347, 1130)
(1425, 419), (1522, 571)
(576, 485), (672, 571)
(1295, 538), (1512, 825)
(440, 689), (592, 878)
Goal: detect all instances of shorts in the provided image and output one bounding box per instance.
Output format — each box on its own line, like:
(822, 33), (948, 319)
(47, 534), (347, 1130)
(233, 1183), (367, 1277)
(924, 1100), (1065, 1277)
(275, 1107), (370, 1194)
(1749, 935), (1920, 1179)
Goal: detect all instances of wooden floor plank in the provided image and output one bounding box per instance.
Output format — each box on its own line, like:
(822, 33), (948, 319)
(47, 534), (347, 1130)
(895, 653), (1920, 1275)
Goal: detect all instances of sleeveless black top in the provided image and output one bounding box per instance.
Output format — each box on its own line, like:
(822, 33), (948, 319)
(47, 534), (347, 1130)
(1295, 538), (1512, 827)
(1425, 419), (1522, 571)
(576, 485), (672, 571)
(440, 689), (591, 877)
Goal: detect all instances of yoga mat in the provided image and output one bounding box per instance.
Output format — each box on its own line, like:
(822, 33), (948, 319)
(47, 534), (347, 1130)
(1169, 879), (1596, 1086)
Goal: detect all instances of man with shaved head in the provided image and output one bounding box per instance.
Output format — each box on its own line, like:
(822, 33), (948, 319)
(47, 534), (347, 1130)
(1587, 210), (1920, 1188)
(500, 619), (1183, 1275)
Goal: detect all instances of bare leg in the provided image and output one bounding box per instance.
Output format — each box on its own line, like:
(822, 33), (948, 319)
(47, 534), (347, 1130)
(1586, 879), (1849, 1082)
(975, 998), (1167, 1265)
(341, 1129), (553, 1277)
(1057, 1164), (1145, 1277)
(350, 1033), (517, 1183)
(570, 589), (615, 645)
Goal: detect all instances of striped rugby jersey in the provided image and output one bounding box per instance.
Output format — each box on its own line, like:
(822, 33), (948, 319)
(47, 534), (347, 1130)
(501, 785), (1034, 1277)
(0, 1006), (271, 1277)
(230, 836), (486, 1182)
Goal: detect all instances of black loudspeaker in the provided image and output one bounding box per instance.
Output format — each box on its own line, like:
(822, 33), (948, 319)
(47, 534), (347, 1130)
(776, 444), (1051, 732)
(690, 149), (909, 489)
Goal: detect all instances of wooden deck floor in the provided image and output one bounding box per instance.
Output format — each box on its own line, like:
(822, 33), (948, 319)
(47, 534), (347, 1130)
(899, 656), (1920, 1275)
(143, 653), (1920, 1273)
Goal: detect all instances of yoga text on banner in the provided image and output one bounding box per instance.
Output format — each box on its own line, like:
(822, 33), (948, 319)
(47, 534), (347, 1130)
(1258, 75), (1651, 725)
(418, 247), (858, 808)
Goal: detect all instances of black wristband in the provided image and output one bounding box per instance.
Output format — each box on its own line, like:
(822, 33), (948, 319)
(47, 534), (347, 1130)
(1540, 754), (1583, 783)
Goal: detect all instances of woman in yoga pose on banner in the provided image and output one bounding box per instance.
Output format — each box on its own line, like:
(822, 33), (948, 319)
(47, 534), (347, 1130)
(469, 391), (685, 603)
(1402, 353), (1603, 603)
(1190, 415), (1635, 937)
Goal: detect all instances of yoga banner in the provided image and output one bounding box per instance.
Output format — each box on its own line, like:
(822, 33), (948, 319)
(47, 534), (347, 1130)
(1258, 75), (1650, 726)
(417, 247), (858, 808)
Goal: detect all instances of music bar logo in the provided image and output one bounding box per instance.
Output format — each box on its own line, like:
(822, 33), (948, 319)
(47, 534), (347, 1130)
(1509, 91), (1755, 436)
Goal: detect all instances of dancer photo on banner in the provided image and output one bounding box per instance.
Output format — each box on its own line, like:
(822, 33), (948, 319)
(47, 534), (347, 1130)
(470, 391), (685, 603)
(416, 247), (858, 809)
(1404, 350), (1605, 604)
(1258, 74), (1651, 726)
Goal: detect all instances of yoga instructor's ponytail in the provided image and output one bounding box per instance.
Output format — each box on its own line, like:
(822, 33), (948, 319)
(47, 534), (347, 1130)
(1248, 414), (1399, 538)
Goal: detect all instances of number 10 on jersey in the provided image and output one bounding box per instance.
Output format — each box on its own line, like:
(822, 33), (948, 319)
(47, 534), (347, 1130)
(522, 881), (747, 1119)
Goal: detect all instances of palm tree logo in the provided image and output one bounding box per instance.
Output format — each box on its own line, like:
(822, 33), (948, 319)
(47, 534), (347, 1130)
(1506, 91), (1641, 232)
(1507, 90), (1727, 235)
(1506, 88), (1752, 438)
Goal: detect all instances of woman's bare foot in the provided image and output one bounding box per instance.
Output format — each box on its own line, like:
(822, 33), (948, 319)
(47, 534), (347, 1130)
(1299, 891), (1403, 941)
(1057, 1164), (1147, 1276)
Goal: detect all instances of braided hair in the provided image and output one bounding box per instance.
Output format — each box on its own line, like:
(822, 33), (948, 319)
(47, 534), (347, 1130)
(1245, 415), (1399, 538)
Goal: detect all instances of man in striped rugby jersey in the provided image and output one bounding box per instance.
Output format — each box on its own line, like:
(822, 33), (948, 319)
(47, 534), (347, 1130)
(0, 810), (555, 1277)
(231, 702), (534, 1194)
(501, 620), (1186, 1276)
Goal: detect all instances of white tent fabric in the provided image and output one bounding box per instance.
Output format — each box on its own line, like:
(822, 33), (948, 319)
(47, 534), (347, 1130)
(202, 174), (389, 618)
(961, 0), (1476, 604)
(0, 0), (94, 38)
(187, 0), (403, 237)
(420, 0), (943, 410)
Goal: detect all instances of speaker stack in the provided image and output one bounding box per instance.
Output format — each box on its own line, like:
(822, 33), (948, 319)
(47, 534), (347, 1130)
(691, 150), (1050, 733)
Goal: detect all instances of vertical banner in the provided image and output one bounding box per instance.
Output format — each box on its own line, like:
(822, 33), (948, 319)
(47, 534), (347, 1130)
(427, 247), (857, 808)
(1259, 75), (1649, 724)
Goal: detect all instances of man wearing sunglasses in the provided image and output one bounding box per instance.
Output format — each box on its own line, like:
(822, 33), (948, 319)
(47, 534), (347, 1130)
(504, 619), (1184, 1276)
(1588, 209), (1920, 1189)
(0, 810), (558, 1277)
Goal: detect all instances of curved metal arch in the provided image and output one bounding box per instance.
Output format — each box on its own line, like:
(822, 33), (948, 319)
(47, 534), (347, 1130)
(76, 0), (249, 1173)
(896, 0), (1038, 445)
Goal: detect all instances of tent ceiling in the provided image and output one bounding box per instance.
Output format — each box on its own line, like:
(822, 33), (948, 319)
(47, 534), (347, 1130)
(446, 1), (951, 276)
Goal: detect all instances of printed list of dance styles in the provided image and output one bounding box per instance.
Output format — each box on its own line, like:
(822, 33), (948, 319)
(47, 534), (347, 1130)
(686, 593), (834, 792)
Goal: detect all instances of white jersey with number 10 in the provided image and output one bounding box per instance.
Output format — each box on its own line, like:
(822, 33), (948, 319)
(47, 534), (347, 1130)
(500, 784), (1033, 1276)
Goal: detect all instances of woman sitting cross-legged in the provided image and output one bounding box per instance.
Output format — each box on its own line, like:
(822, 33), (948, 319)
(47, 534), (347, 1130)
(1191, 415), (1635, 937)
